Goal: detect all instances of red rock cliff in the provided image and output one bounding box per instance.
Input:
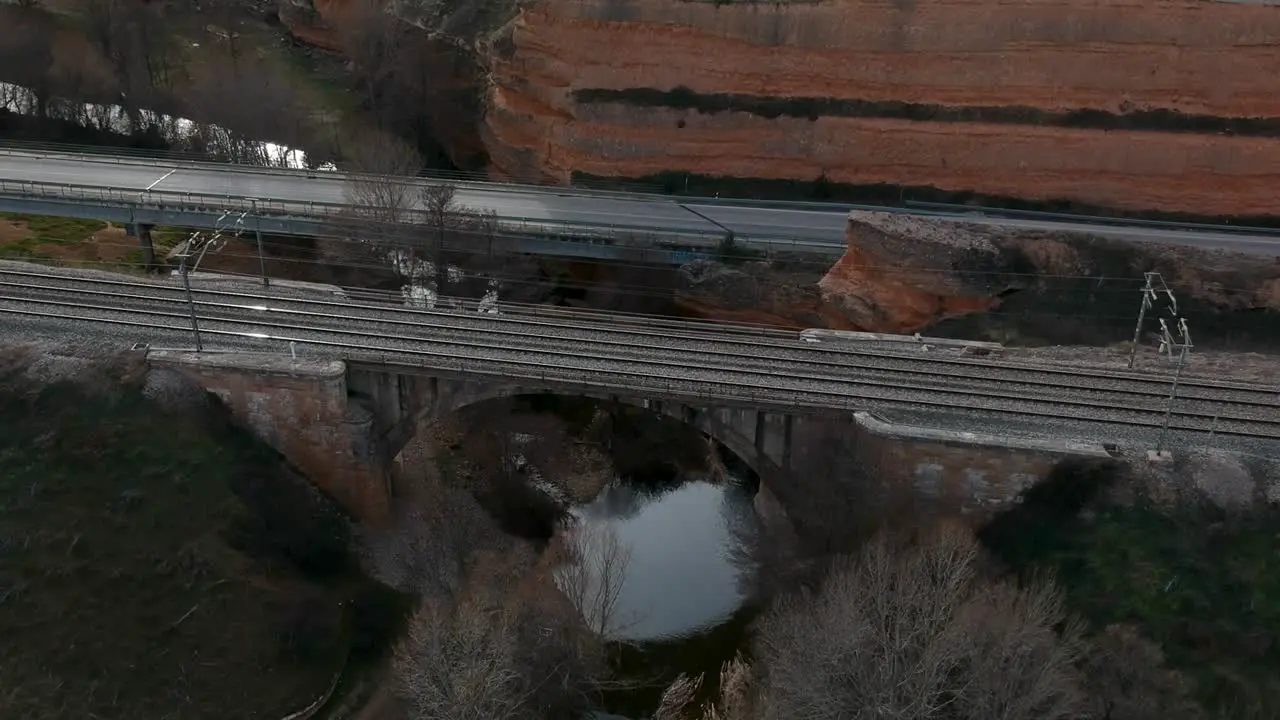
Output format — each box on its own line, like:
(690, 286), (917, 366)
(277, 0), (1280, 217)
(483, 0), (1280, 216)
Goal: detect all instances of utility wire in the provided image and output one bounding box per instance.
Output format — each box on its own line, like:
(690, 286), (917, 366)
(31, 230), (1265, 292)
(1, 252), (1257, 326)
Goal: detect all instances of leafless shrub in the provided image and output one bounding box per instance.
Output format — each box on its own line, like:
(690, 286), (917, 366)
(656, 673), (703, 720)
(393, 568), (529, 720)
(657, 655), (753, 720)
(551, 521), (634, 637)
(356, 476), (505, 598)
(392, 549), (603, 720)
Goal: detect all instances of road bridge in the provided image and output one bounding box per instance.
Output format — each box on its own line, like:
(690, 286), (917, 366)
(2, 149), (1280, 260)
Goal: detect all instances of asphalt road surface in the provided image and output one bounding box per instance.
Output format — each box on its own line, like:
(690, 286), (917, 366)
(2, 151), (1279, 256)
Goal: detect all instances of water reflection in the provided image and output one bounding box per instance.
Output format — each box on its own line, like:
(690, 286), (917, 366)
(0, 81), (330, 170)
(563, 479), (758, 643)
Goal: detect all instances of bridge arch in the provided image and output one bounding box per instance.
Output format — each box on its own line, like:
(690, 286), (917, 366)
(400, 381), (781, 483)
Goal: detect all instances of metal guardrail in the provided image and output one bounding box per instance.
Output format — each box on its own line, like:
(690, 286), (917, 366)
(0, 144), (669, 205)
(0, 140), (668, 195)
(0, 144), (951, 217)
(5, 269), (1278, 438)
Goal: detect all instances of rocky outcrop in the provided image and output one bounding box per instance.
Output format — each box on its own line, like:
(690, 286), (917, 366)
(823, 211), (1280, 349)
(277, 0), (346, 51)
(482, 0), (1280, 216)
(676, 259), (859, 329)
(819, 214), (1003, 332)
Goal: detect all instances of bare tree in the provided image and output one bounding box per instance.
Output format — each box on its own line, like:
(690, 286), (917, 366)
(357, 475), (506, 598)
(389, 541), (604, 720)
(181, 59), (310, 163)
(76, 0), (169, 110)
(664, 525), (1088, 720)
(421, 182), (458, 295)
(343, 131), (422, 222)
(0, 19), (53, 99)
(336, 131), (424, 288)
(757, 525), (1085, 720)
(552, 520), (635, 638)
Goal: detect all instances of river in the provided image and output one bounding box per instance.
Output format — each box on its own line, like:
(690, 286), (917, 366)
(563, 476), (760, 718)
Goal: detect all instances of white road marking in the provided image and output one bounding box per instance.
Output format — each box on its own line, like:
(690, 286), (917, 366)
(145, 168), (177, 191)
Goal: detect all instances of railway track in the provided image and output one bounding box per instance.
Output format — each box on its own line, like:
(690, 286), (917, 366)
(1, 267), (1278, 440)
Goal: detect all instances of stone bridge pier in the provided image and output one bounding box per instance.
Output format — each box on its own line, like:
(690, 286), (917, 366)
(146, 351), (1110, 534)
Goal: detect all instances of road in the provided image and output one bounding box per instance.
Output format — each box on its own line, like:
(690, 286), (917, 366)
(2, 150), (1279, 255)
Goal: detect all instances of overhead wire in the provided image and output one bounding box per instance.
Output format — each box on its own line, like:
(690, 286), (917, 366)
(33, 222), (1271, 290)
(57, 228), (1257, 290)
(0, 247), (1238, 327)
(2, 207), (1269, 327)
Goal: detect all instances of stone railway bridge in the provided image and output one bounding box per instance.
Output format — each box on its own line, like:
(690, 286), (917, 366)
(146, 350), (1108, 536)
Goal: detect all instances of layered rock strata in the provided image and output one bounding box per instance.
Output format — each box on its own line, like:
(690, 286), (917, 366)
(484, 0), (1280, 217)
(276, 0), (1280, 216)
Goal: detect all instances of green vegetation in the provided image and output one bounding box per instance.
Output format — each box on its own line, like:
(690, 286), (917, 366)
(1, 213), (105, 240)
(982, 462), (1280, 718)
(0, 213), (193, 269)
(0, 364), (373, 719)
(0, 212), (106, 259)
(150, 225), (188, 255)
(1054, 502), (1280, 717)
